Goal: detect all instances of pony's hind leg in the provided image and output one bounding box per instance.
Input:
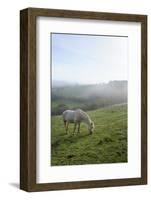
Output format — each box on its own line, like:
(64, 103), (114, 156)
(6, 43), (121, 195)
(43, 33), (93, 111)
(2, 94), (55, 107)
(64, 120), (66, 128)
(64, 120), (68, 134)
(66, 122), (69, 134)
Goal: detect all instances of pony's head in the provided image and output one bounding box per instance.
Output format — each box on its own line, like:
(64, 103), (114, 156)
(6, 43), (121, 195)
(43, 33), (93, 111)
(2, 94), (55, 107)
(89, 121), (95, 134)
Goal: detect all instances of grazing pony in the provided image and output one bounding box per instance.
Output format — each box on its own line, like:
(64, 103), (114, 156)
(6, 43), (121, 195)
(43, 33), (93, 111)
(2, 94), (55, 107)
(62, 109), (94, 134)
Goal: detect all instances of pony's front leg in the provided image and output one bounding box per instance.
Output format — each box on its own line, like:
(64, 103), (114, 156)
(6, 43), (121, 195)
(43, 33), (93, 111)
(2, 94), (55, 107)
(77, 123), (80, 133)
(73, 123), (77, 134)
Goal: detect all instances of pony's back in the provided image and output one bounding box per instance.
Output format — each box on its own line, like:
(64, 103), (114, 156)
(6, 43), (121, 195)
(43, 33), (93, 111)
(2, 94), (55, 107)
(62, 110), (75, 122)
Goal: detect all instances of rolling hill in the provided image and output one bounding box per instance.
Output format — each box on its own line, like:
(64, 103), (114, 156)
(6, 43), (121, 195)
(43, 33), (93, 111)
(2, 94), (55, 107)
(51, 104), (127, 166)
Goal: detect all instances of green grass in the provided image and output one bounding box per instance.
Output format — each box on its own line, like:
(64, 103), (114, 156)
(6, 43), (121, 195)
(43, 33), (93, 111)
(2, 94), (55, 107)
(51, 104), (127, 166)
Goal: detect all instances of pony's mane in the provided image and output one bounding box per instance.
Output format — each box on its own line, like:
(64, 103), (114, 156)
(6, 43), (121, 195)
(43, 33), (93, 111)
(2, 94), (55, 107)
(76, 109), (91, 124)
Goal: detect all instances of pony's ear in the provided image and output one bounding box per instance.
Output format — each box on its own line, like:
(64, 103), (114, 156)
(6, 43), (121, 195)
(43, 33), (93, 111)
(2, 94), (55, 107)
(91, 121), (95, 128)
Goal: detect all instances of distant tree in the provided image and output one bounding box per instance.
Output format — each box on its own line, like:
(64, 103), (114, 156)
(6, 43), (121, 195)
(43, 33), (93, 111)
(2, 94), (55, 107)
(52, 104), (69, 115)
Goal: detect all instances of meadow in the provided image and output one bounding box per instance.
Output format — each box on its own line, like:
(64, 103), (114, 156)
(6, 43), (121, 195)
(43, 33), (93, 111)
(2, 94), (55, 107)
(51, 104), (127, 166)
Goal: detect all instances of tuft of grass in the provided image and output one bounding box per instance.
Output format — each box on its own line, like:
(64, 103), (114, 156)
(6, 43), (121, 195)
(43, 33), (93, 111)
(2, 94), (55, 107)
(51, 104), (127, 166)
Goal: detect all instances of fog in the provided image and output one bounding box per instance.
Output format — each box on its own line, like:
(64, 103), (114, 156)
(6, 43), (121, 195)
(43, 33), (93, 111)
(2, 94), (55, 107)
(52, 80), (127, 115)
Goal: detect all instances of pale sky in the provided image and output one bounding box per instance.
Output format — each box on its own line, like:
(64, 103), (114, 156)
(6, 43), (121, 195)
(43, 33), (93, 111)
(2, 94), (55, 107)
(51, 33), (128, 84)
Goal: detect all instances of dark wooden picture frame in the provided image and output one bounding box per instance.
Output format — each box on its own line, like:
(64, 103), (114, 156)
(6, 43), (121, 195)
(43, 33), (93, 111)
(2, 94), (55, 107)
(20, 7), (147, 192)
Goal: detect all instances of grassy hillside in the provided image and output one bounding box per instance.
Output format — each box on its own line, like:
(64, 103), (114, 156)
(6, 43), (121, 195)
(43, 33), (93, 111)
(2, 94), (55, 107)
(51, 104), (127, 166)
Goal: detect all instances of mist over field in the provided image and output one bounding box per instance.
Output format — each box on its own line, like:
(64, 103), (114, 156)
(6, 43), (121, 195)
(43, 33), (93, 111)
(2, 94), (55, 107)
(51, 33), (128, 116)
(52, 80), (127, 115)
(51, 33), (128, 166)
(51, 80), (128, 166)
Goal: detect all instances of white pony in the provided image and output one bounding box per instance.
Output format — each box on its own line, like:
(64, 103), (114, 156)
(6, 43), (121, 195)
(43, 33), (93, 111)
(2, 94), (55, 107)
(62, 109), (94, 134)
